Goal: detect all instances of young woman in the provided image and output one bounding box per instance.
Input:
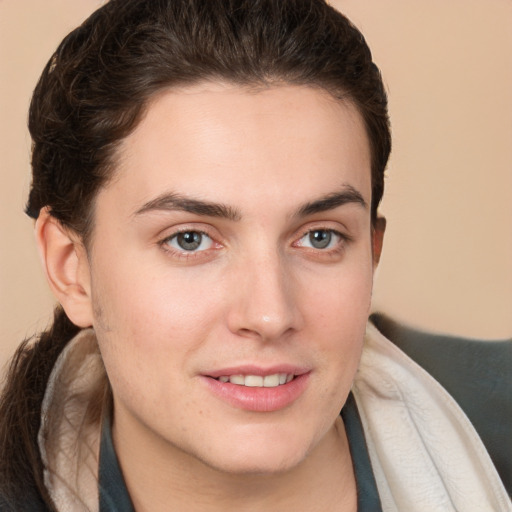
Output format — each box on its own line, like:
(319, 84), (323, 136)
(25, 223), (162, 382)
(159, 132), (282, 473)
(1, 1), (510, 511)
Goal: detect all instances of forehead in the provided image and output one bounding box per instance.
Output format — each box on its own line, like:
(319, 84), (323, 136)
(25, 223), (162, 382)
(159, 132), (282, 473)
(103, 83), (372, 217)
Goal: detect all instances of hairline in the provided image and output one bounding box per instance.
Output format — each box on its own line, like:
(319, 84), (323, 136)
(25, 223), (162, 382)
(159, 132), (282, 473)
(80, 79), (376, 251)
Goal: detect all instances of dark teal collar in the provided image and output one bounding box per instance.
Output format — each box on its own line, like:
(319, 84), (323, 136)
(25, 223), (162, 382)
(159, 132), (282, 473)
(341, 392), (382, 511)
(98, 393), (381, 511)
(98, 411), (135, 512)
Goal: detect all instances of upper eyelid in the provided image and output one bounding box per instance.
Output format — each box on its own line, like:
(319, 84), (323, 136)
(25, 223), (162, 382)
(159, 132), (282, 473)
(157, 224), (220, 242)
(162, 228), (210, 239)
(294, 224), (352, 242)
(156, 223), (350, 246)
(298, 227), (343, 236)
(295, 228), (345, 243)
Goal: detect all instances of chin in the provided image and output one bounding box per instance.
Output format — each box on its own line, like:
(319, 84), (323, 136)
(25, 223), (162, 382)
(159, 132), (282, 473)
(193, 427), (314, 476)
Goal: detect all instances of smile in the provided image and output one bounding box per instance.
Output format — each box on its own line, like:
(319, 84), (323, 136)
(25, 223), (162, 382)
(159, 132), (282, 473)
(204, 370), (310, 412)
(216, 373), (295, 387)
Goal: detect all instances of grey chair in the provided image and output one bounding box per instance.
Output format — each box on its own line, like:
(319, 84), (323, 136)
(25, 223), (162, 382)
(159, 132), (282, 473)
(371, 313), (512, 496)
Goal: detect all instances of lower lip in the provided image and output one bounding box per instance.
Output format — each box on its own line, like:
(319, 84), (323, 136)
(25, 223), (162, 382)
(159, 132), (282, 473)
(201, 373), (310, 412)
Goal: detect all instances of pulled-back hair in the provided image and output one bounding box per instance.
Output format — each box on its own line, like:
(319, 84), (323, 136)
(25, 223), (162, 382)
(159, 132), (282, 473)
(26, 0), (390, 236)
(1, 0), (390, 508)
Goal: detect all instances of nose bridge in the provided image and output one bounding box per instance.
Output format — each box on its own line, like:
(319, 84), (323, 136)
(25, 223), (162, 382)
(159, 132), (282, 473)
(228, 244), (299, 340)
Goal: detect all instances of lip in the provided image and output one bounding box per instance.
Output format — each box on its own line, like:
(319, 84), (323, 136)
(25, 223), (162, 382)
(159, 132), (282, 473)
(205, 364), (310, 379)
(201, 365), (311, 412)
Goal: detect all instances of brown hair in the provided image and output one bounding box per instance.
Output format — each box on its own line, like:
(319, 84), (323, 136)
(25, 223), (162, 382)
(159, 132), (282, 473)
(0, 0), (390, 507)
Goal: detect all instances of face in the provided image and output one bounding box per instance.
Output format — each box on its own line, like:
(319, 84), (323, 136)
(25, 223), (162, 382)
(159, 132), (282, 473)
(84, 83), (379, 475)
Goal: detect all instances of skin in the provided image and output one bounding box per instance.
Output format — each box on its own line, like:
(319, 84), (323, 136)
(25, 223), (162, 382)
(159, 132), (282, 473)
(38, 83), (384, 511)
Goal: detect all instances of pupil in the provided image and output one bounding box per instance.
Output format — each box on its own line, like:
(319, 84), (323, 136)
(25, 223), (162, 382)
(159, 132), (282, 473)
(309, 230), (331, 249)
(177, 232), (201, 251)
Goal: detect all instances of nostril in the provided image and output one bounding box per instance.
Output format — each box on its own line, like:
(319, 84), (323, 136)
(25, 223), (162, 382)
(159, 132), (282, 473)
(237, 327), (261, 338)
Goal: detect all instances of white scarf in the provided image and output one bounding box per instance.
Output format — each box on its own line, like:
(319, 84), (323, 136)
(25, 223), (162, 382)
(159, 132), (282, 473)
(353, 323), (511, 511)
(39, 325), (511, 511)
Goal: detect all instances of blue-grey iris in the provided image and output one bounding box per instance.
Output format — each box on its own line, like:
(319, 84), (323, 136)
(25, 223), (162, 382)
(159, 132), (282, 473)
(309, 230), (331, 249)
(177, 232), (202, 251)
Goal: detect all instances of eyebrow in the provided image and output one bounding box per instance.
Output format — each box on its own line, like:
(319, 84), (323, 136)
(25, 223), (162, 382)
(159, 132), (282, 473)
(134, 185), (367, 221)
(134, 192), (242, 221)
(294, 185), (367, 217)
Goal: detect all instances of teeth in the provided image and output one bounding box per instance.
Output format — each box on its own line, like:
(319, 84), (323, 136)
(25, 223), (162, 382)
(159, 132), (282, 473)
(230, 375), (245, 385)
(217, 373), (294, 387)
(263, 374), (279, 387)
(245, 375), (263, 387)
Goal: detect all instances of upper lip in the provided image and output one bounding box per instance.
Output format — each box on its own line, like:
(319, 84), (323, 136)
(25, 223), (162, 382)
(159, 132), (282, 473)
(204, 364), (310, 378)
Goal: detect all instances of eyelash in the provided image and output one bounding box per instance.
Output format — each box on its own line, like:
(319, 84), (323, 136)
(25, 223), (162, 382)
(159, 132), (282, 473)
(293, 228), (351, 255)
(158, 227), (351, 261)
(159, 229), (218, 261)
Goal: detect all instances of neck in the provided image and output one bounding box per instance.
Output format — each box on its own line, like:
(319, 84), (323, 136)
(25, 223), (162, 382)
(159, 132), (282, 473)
(113, 415), (357, 512)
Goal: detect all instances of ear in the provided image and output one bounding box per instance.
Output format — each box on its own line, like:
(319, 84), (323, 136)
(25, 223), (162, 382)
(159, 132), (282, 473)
(372, 216), (386, 268)
(35, 208), (94, 328)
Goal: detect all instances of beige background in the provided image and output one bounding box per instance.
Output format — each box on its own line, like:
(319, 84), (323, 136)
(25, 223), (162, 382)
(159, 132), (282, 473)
(1, 0), (511, 371)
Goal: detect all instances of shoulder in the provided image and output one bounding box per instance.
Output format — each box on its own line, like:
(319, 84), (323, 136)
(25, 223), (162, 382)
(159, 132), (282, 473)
(370, 313), (512, 495)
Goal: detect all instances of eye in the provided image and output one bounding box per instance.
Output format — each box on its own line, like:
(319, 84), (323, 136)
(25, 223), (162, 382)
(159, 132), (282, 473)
(165, 231), (213, 252)
(297, 229), (342, 250)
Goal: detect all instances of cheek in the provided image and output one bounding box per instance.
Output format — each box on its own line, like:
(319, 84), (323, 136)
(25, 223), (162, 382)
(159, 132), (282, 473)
(90, 268), (215, 410)
(303, 255), (373, 331)
(88, 258), (228, 404)
(90, 254), (221, 339)
(300, 252), (373, 381)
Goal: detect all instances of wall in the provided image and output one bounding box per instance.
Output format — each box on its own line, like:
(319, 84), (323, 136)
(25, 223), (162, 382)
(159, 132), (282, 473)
(335, 0), (512, 337)
(1, 0), (511, 371)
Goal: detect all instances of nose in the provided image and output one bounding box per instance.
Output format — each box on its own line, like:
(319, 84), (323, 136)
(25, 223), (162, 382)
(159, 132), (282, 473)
(226, 251), (302, 342)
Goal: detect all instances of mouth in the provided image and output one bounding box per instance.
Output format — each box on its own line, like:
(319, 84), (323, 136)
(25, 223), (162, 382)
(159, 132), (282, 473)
(203, 369), (309, 412)
(215, 373), (295, 388)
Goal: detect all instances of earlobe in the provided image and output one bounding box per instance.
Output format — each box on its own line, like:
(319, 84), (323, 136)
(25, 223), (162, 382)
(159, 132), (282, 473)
(372, 216), (386, 267)
(35, 208), (94, 328)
